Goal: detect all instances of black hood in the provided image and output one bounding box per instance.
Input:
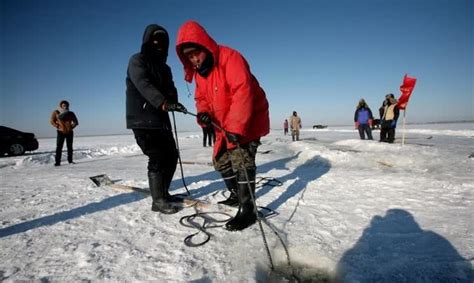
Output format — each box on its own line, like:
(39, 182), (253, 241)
(140, 24), (169, 60)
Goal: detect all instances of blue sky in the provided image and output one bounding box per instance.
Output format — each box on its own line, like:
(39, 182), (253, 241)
(1, 0), (472, 137)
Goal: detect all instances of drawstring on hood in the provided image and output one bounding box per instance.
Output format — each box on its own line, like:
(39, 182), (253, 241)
(179, 42), (214, 77)
(196, 50), (214, 77)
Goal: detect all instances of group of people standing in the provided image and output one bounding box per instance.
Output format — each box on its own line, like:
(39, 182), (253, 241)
(354, 94), (400, 143)
(48, 21), (268, 232)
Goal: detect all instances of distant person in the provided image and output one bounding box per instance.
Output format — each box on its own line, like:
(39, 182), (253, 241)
(379, 94), (399, 143)
(289, 111), (302, 141)
(126, 24), (187, 214)
(209, 125), (216, 144)
(283, 119), (289, 135)
(354, 99), (374, 140)
(202, 125), (215, 147)
(49, 100), (79, 166)
(176, 20), (270, 231)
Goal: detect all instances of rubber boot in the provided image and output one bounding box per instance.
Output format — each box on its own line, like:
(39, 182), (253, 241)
(148, 171), (179, 214)
(217, 170), (239, 207)
(225, 168), (257, 231)
(162, 168), (182, 203)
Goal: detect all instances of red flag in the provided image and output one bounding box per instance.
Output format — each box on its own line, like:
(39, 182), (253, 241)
(397, 74), (417, 110)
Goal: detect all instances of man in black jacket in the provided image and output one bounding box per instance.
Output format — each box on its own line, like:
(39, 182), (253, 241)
(126, 24), (187, 214)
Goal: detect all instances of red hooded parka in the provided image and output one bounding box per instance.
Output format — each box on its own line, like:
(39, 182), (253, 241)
(176, 20), (270, 158)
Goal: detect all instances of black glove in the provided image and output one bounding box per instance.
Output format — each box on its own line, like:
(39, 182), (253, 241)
(197, 112), (212, 125)
(164, 102), (187, 113)
(226, 132), (240, 145)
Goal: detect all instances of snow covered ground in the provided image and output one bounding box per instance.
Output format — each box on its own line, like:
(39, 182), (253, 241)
(1, 123), (473, 282)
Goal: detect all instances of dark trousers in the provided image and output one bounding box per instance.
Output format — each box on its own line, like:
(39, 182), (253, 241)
(55, 131), (74, 164)
(133, 129), (178, 187)
(202, 127), (214, 147)
(380, 122), (396, 143)
(358, 124), (373, 140)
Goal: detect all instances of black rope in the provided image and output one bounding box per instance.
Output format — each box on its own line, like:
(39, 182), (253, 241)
(175, 110), (295, 274)
(171, 111), (190, 196)
(261, 217), (301, 282)
(235, 144), (275, 270)
(179, 175), (283, 247)
(179, 211), (233, 247)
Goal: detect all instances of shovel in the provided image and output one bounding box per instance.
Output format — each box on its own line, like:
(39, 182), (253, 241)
(89, 174), (149, 194)
(89, 174), (208, 208)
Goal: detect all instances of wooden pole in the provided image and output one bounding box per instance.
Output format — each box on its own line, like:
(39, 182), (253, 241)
(402, 109), (407, 145)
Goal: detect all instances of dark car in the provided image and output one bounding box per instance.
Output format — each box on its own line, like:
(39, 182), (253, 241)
(313, 125), (328, 129)
(371, 119), (381, 130)
(0, 126), (39, 156)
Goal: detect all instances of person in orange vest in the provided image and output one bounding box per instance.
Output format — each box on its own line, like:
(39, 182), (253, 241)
(379, 94), (400, 143)
(50, 100), (79, 166)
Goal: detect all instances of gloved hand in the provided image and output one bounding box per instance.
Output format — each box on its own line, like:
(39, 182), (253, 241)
(197, 112), (212, 125)
(226, 132), (240, 145)
(355, 122), (360, 129)
(391, 120), (397, 128)
(163, 102), (187, 113)
(368, 119), (373, 127)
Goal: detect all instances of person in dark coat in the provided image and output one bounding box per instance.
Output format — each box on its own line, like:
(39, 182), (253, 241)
(202, 125), (215, 147)
(126, 24), (187, 214)
(379, 94), (400, 143)
(354, 99), (374, 140)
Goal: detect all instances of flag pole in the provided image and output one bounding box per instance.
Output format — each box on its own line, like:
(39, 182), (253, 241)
(402, 109), (407, 145)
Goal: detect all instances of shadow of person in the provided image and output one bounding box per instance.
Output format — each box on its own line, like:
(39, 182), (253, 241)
(171, 152), (330, 218)
(0, 192), (146, 238)
(337, 209), (473, 282)
(169, 153), (302, 200)
(257, 154), (330, 214)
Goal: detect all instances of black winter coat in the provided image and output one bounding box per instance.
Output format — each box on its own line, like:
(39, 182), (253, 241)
(126, 24), (178, 129)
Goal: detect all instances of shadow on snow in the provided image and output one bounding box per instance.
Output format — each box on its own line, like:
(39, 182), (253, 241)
(1, 152), (329, 238)
(0, 192), (146, 238)
(336, 208), (473, 282)
(256, 152), (330, 213)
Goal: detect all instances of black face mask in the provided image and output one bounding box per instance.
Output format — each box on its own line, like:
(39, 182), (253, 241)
(197, 52), (214, 77)
(143, 44), (165, 62)
(142, 32), (168, 62)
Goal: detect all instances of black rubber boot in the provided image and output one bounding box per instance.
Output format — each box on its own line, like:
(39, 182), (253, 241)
(162, 169), (182, 203)
(217, 170), (239, 207)
(225, 168), (257, 231)
(148, 171), (179, 214)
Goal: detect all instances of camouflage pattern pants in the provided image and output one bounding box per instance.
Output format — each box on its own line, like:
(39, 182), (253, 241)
(213, 140), (260, 173)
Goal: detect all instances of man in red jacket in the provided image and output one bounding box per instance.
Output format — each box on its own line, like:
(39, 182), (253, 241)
(176, 20), (270, 231)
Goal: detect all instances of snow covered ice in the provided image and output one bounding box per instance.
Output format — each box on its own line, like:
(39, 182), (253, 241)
(0, 123), (473, 282)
